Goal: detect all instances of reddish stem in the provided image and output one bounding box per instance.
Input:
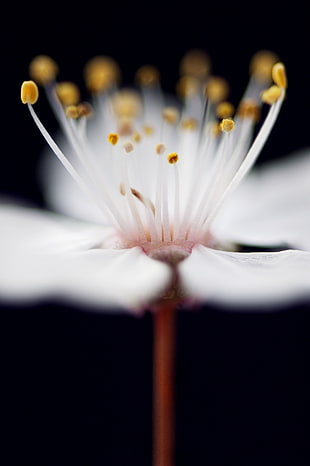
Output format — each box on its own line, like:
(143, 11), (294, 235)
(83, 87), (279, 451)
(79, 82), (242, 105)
(153, 303), (176, 466)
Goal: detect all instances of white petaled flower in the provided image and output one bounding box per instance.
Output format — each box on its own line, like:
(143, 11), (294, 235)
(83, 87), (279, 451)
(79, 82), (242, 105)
(1, 50), (310, 312)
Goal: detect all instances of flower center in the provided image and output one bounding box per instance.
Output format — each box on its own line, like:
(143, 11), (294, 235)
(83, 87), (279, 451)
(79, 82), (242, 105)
(21, 51), (287, 262)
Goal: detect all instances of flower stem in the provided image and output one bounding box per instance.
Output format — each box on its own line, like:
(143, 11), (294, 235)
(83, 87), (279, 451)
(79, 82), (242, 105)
(153, 302), (176, 466)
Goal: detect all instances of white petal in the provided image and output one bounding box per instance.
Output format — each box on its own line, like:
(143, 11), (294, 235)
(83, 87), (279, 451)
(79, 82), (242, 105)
(179, 245), (310, 309)
(213, 149), (310, 250)
(0, 204), (171, 311)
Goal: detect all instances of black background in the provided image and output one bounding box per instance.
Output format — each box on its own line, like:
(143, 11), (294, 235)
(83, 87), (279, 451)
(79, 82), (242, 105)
(0, 4), (309, 465)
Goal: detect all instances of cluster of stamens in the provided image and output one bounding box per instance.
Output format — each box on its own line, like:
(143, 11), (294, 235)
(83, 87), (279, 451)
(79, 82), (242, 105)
(21, 50), (287, 259)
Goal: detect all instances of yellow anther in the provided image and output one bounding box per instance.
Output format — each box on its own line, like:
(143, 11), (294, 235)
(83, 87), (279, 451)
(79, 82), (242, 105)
(167, 152), (179, 164)
(132, 132), (141, 143)
(162, 107), (180, 125)
(123, 141), (134, 153)
(220, 118), (235, 133)
(77, 102), (93, 118)
(55, 82), (80, 106)
(210, 122), (221, 137)
(205, 77), (229, 103)
(84, 56), (121, 94)
(181, 117), (198, 130)
(135, 65), (160, 86)
(65, 105), (79, 119)
(261, 85), (282, 105)
(108, 133), (119, 145)
(143, 125), (154, 135)
(118, 117), (134, 137)
(237, 99), (261, 122)
(21, 80), (39, 104)
(176, 76), (200, 98)
(29, 55), (58, 85)
(250, 50), (279, 83)
(272, 62), (287, 89)
(179, 49), (211, 79)
(216, 101), (235, 119)
(156, 143), (166, 155)
(112, 90), (142, 118)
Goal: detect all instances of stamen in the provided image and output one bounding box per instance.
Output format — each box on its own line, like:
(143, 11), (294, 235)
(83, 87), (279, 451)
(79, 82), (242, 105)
(108, 133), (119, 145)
(156, 143), (166, 155)
(132, 132), (141, 143)
(216, 102), (235, 119)
(205, 77), (229, 103)
(249, 50), (279, 83)
(179, 49), (211, 79)
(219, 118), (235, 133)
(131, 188), (156, 216)
(118, 118), (134, 137)
(55, 82), (80, 106)
(135, 65), (160, 86)
(261, 85), (282, 105)
(123, 141), (134, 153)
(77, 102), (93, 118)
(176, 76), (200, 98)
(65, 105), (79, 119)
(29, 55), (58, 85)
(272, 62), (287, 89)
(84, 55), (121, 94)
(237, 99), (261, 122)
(21, 80), (39, 104)
(112, 90), (142, 118)
(162, 107), (180, 125)
(143, 125), (154, 135)
(167, 152), (179, 164)
(181, 117), (198, 130)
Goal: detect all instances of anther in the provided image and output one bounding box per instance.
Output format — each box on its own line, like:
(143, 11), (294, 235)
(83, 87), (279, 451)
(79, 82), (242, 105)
(119, 183), (125, 196)
(162, 107), (180, 125)
(65, 105), (79, 119)
(77, 102), (93, 118)
(135, 65), (160, 86)
(179, 49), (211, 79)
(181, 117), (198, 130)
(130, 188), (156, 215)
(143, 125), (154, 135)
(249, 50), (279, 83)
(167, 152), (179, 164)
(29, 55), (58, 85)
(156, 143), (166, 155)
(205, 77), (229, 103)
(272, 63), (287, 89)
(132, 132), (141, 143)
(21, 80), (39, 104)
(112, 90), (142, 118)
(216, 102), (235, 119)
(237, 99), (260, 122)
(108, 133), (119, 145)
(176, 76), (200, 98)
(55, 82), (80, 106)
(123, 141), (134, 153)
(261, 85), (282, 105)
(84, 56), (121, 94)
(220, 118), (235, 133)
(118, 118), (134, 137)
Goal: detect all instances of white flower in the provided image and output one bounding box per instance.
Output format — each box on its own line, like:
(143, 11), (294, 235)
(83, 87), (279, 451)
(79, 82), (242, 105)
(1, 50), (310, 312)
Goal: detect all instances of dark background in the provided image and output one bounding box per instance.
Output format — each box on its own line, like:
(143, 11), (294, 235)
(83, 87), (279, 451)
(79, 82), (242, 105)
(0, 4), (309, 465)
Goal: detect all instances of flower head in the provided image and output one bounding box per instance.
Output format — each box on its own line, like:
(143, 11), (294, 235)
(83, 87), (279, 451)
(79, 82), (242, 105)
(1, 50), (310, 311)
(22, 51), (285, 261)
